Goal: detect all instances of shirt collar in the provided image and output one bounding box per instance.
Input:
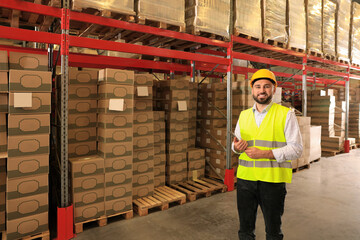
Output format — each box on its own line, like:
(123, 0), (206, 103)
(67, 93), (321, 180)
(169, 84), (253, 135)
(252, 101), (274, 113)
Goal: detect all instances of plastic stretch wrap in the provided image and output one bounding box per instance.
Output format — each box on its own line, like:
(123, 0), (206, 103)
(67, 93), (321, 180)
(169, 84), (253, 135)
(72, 0), (135, 15)
(288, 0), (306, 50)
(351, 2), (360, 65)
(234, 0), (262, 39)
(185, 0), (230, 38)
(307, 0), (322, 53)
(263, 0), (287, 43)
(136, 0), (185, 27)
(337, 0), (351, 60)
(322, 0), (336, 57)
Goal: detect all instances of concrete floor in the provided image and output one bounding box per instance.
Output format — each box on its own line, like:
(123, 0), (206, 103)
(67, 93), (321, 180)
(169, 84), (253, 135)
(75, 149), (360, 240)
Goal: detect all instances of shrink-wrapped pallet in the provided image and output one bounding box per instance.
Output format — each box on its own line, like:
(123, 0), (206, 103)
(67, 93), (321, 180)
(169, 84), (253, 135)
(351, 2), (360, 65)
(185, 0), (230, 38)
(136, 0), (185, 28)
(262, 0), (288, 44)
(337, 0), (351, 61)
(322, 0), (337, 57)
(72, 0), (135, 15)
(288, 0), (306, 50)
(307, 0), (322, 54)
(234, 0), (262, 40)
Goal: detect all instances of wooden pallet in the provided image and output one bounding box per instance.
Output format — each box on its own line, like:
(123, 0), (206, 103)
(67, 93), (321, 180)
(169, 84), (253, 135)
(133, 186), (186, 217)
(310, 158), (321, 164)
(1, 230), (50, 240)
(71, 6), (135, 22)
(288, 46), (305, 53)
(338, 58), (350, 65)
(233, 30), (261, 42)
(322, 150), (341, 157)
(307, 50), (323, 58)
(137, 17), (185, 32)
(187, 26), (229, 41)
(264, 39), (286, 48)
(293, 164), (310, 172)
(324, 54), (336, 61)
(170, 178), (227, 202)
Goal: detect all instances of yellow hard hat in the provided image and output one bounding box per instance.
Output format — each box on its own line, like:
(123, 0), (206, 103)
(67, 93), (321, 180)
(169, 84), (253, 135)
(250, 69), (277, 88)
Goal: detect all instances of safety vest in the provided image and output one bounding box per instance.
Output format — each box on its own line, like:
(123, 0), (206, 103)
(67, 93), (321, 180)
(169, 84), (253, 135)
(237, 103), (292, 183)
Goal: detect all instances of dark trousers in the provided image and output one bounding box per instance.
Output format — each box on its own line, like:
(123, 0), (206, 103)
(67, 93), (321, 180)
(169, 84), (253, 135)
(237, 178), (287, 240)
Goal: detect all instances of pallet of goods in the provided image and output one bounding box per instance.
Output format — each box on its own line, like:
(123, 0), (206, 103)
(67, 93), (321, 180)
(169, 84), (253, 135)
(234, 0), (262, 41)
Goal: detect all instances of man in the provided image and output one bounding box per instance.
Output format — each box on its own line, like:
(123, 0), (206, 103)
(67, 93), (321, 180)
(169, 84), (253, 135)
(232, 69), (303, 240)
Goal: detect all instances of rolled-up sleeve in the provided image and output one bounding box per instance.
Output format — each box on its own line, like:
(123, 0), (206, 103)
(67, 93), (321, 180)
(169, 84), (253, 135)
(272, 111), (303, 163)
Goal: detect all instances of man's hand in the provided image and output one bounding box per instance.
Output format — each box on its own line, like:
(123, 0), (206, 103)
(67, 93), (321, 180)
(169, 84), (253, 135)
(233, 137), (248, 152)
(245, 147), (274, 159)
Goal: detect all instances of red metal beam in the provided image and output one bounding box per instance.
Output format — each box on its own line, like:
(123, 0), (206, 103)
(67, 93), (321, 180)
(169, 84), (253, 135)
(0, 0), (61, 18)
(195, 49), (227, 57)
(307, 55), (348, 69)
(0, 44), (48, 55)
(0, 26), (60, 44)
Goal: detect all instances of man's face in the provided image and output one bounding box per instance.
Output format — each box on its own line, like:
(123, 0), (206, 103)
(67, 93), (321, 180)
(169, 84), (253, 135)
(252, 79), (275, 105)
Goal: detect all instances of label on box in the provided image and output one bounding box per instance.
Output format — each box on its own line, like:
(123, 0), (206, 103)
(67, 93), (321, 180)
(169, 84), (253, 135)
(14, 93), (32, 108)
(109, 99), (124, 111)
(178, 101), (187, 111)
(137, 86), (149, 97)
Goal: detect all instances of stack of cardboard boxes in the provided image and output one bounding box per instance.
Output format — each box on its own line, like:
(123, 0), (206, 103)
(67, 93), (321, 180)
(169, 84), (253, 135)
(153, 111), (166, 187)
(294, 117), (311, 169)
(349, 103), (360, 143)
(7, 52), (50, 240)
(132, 73), (154, 199)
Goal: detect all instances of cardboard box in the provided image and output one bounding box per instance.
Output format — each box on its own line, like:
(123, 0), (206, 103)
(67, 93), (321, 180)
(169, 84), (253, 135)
(310, 125), (322, 161)
(157, 100), (188, 112)
(105, 169), (132, 187)
(153, 111), (165, 121)
(154, 132), (165, 144)
(7, 154), (49, 179)
(8, 134), (49, 158)
(72, 174), (104, 193)
(188, 169), (205, 180)
(198, 99), (227, 110)
(167, 142), (187, 154)
(133, 160), (154, 175)
(133, 123), (154, 138)
(166, 131), (188, 144)
(134, 73), (153, 86)
(0, 93), (7, 113)
(0, 114), (6, 153)
(133, 111), (153, 125)
(6, 212), (48, 240)
(98, 69), (134, 85)
(70, 155), (104, 178)
(7, 193), (48, 220)
(133, 172), (154, 187)
(68, 99), (97, 114)
(98, 127), (132, 143)
(159, 79), (189, 90)
(166, 162), (187, 175)
(0, 50), (8, 72)
(69, 127), (96, 144)
(8, 114), (50, 136)
(74, 202), (105, 223)
(133, 148), (154, 163)
(9, 70), (51, 92)
(105, 156), (132, 173)
(154, 143), (166, 155)
(98, 98), (134, 114)
(98, 114), (133, 129)
(105, 196), (132, 216)
(0, 72), (8, 92)
(154, 165), (165, 177)
(69, 84), (98, 99)
(73, 189), (104, 208)
(9, 93), (51, 114)
(134, 99), (153, 112)
(154, 121), (165, 133)
(98, 141), (133, 159)
(133, 136), (154, 150)
(9, 52), (48, 71)
(99, 84), (134, 99)
(165, 111), (189, 123)
(105, 183), (132, 201)
(154, 175), (165, 187)
(68, 141), (97, 158)
(0, 210), (4, 231)
(167, 122), (188, 133)
(154, 154), (166, 166)
(161, 90), (190, 101)
(199, 82), (226, 92)
(7, 174), (48, 200)
(69, 69), (98, 85)
(132, 184), (154, 199)
(188, 159), (205, 171)
(166, 172), (187, 185)
(69, 113), (97, 129)
(188, 148), (205, 162)
(166, 153), (187, 165)
(135, 86), (153, 99)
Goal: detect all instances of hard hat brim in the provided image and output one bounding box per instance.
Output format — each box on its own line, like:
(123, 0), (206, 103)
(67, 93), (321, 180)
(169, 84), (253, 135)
(251, 77), (277, 87)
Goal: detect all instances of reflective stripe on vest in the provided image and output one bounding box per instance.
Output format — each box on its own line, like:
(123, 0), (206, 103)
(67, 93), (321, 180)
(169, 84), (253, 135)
(239, 159), (292, 169)
(246, 140), (287, 148)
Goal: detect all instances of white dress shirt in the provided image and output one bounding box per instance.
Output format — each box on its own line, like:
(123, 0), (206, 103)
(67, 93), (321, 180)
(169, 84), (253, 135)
(232, 101), (303, 163)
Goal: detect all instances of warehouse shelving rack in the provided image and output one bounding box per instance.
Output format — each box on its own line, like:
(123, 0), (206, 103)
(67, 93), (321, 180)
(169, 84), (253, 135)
(0, 1), (359, 239)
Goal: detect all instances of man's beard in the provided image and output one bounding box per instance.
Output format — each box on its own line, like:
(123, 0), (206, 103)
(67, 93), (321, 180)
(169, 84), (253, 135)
(253, 93), (272, 104)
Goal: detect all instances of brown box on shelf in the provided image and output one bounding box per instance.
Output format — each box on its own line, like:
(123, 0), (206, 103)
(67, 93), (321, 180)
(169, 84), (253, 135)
(166, 162), (187, 175)
(133, 184), (154, 199)
(161, 90), (190, 101)
(167, 142), (187, 154)
(68, 141), (97, 158)
(74, 202), (105, 223)
(8, 114), (50, 136)
(133, 136), (154, 150)
(105, 183), (132, 201)
(6, 193), (48, 220)
(68, 84), (98, 100)
(68, 127), (97, 144)
(0, 72), (8, 92)
(133, 122), (154, 138)
(134, 73), (153, 86)
(154, 153), (166, 166)
(73, 189), (104, 208)
(0, 210), (4, 231)
(154, 165), (165, 177)
(98, 69), (134, 85)
(0, 93), (7, 113)
(98, 114), (133, 129)
(166, 172), (187, 185)
(133, 172), (154, 188)
(9, 93), (51, 114)
(0, 50), (8, 72)
(69, 68), (98, 85)
(99, 84), (134, 99)
(135, 86), (153, 99)
(157, 100), (188, 112)
(0, 115), (6, 153)
(68, 99), (97, 114)
(188, 169), (205, 180)
(154, 175), (165, 187)
(133, 111), (153, 125)
(159, 79), (189, 91)
(188, 159), (205, 171)
(98, 141), (133, 159)
(70, 155), (104, 178)
(166, 130), (188, 144)
(153, 111), (165, 121)
(165, 111), (189, 123)
(154, 121), (165, 133)
(9, 70), (52, 92)
(9, 52), (48, 71)
(98, 98), (134, 115)
(166, 152), (187, 165)
(8, 134), (49, 158)
(72, 174), (104, 193)
(133, 160), (154, 175)
(6, 212), (48, 240)
(98, 127), (133, 143)
(134, 99), (153, 112)
(105, 196), (132, 216)
(6, 174), (48, 200)
(187, 148), (205, 162)
(7, 154), (48, 179)
(105, 169), (132, 187)
(167, 122), (188, 132)
(133, 148), (154, 163)
(105, 156), (132, 173)
(154, 143), (166, 156)
(69, 113), (97, 129)
(154, 132), (165, 144)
